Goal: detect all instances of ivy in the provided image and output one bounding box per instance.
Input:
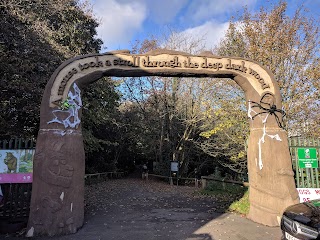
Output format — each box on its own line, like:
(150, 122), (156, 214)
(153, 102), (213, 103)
(59, 98), (74, 110)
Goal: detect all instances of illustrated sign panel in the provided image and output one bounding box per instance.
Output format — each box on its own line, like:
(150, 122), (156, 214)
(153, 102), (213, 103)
(297, 148), (318, 168)
(0, 149), (34, 183)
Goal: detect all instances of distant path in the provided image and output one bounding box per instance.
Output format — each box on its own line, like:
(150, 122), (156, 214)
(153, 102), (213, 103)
(4, 177), (282, 240)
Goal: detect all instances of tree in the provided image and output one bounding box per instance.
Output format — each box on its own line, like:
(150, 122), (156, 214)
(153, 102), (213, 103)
(196, 78), (249, 179)
(121, 28), (255, 178)
(195, 1), (320, 177)
(122, 33), (242, 177)
(0, 0), (102, 138)
(215, 1), (320, 137)
(196, 1), (320, 177)
(82, 78), (122, 173)
(0, 0), (127, 173)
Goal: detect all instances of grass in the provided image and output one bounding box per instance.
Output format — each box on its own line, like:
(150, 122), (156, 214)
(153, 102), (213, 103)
(198, 181), (250, 215)
(228, 189), (249, 215)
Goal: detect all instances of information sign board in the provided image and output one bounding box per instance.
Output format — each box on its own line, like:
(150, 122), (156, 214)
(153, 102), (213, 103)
(297, 148), (318, 168)
(171, 161), (179, 172)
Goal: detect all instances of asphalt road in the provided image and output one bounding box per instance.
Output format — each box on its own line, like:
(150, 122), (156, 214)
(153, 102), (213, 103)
(2, 176), (283, 240)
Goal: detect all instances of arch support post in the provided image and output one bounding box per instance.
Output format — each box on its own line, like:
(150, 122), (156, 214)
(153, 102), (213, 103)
(247, 128), (299, 226)
(26, 129), (85, 237)
(26, 81), (86, 237)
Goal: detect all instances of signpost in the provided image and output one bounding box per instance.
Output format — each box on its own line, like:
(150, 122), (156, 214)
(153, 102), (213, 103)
(170, 161), (179, 186)
(170, 162), (179, 172)
(297, 148), (318, 169)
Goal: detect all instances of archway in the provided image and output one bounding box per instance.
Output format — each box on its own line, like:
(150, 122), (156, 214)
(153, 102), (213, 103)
(26, 49), (299, 237)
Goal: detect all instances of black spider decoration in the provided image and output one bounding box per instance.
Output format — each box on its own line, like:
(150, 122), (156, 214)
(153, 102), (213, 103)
(249, 93), (286, 129)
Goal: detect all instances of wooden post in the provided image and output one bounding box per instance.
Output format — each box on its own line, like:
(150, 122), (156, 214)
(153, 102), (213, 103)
(201, 178), (207, 189)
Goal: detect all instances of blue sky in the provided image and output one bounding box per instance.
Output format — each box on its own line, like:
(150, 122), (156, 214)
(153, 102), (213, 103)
(89, 0), (319, 52)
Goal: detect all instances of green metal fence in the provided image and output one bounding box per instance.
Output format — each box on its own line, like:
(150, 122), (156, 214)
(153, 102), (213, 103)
(289, 137), (320, 188)
(0, 137), (35, 149)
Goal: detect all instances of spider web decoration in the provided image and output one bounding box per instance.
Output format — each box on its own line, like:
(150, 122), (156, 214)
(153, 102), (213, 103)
(248, 93), (284, 170)
(47, 83), (82, 129)
(248, 92), (286, 130)
(256, 124), (282, 170)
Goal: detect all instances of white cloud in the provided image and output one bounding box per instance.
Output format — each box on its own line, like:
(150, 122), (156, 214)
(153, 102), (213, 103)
(88, 0), (255, 52)
(185, 0), (257, 23)
(179, 21), (230, 51)
(92, 0), (147, 50)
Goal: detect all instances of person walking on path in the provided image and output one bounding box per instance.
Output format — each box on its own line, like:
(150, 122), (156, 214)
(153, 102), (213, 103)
(141, 163), (148, 180)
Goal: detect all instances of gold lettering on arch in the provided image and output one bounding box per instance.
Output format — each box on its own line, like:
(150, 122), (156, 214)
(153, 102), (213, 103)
(49, 53), (275, 107)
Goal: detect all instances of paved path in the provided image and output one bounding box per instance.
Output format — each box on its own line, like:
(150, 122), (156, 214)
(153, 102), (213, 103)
(3, 177), (283, 240)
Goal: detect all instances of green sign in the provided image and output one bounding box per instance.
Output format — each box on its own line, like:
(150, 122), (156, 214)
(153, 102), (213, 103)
(297, 148), (318, 168)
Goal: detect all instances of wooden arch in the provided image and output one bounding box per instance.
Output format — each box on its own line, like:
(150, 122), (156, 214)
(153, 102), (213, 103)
(26, 49), (298, 237)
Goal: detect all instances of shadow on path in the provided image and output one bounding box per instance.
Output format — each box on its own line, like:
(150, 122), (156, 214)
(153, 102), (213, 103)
(1, 174), (282, 240)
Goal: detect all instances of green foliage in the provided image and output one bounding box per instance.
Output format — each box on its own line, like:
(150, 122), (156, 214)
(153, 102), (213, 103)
(58, 97), (75, 110)
(228, 190), (250, 215)
(0, 0), (132, 174)
(203, 181), (247, 195)
(195, 77), (248, 177)
(19, 152), (33, 173)
(82, 78), (122, 173)
(200, 182), (249, 215)
(153, 161), (171, 176)
(0, 0), (102, 138)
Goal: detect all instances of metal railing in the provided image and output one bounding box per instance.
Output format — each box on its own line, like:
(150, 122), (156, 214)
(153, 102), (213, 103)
(289, 137), (320, 188)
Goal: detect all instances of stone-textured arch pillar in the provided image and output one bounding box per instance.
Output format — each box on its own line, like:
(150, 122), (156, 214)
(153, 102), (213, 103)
(27, 49), (298, 237)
